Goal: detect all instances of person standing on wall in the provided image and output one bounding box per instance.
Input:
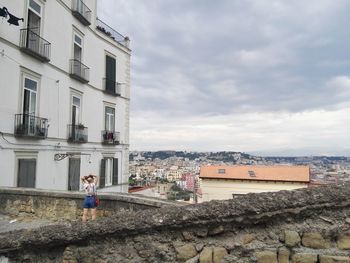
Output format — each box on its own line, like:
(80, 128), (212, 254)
(81, 174), (99, 222)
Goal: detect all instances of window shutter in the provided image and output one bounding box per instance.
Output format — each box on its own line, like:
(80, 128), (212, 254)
(112, 158), (118, 185)
(100, 158), (106, 188)
(106, 56), (116, 93)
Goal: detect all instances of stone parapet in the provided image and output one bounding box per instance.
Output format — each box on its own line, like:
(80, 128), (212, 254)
(0, 187), (181, 220)
(2, 183), (350, 262)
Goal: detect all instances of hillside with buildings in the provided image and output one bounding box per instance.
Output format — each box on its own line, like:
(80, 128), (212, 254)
(129, 151), (350, 202)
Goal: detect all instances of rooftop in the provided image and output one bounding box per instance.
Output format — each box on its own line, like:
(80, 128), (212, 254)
(200, 165), (310, 183)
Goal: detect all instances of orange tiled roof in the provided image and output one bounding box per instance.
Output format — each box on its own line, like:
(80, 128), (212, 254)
(199, 165), (310, 183)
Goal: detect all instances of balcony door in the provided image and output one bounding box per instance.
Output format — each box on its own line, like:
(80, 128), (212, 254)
(71, 96), (81, 140)
(73, 34), (83, 77)
(76, 0), (85, 15)
(22, 77), (38, 136)
(105, 106), (115, 132)
(73, 34), (82, 62)
(27, 0), (42, 51)
(71, 96), (81, 126)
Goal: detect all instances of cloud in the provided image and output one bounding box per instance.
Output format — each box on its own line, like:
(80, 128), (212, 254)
(99, 0), (350, 154)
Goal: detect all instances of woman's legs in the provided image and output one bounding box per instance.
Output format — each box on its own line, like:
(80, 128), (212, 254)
(82, 208), (89, 222)
(91, 208), (97, 220)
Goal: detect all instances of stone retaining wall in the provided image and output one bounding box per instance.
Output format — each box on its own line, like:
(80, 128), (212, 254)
(2, 184), (350, 262)
(0, 187), (180, 220)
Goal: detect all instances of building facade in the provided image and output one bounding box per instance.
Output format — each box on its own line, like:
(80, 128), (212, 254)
(199, 165), (310, 202)
(0, 0), (131, 192)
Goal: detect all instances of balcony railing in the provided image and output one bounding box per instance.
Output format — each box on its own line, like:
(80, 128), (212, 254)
(96, 18), (129, 48)
(69, 59), (90, 83)
(103, 78), (121, 96)
(68, 124), (88, 143)
(102, 130), (120, 145)
(72, 0), (91, 26)
(14, 114), (48, 139)
(20, 28), (51, 62)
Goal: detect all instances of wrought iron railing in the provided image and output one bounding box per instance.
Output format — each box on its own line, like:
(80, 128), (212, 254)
(69, 59), (90, 83)
(14, 114), (48, 139)
(96, 18), (129, 48)
(19, 28), (51, 62)
(72, 0), (91, 25)
(103, 78), (121, 96)
(102, 130), (120, 145)
(68, 124), (88, 143)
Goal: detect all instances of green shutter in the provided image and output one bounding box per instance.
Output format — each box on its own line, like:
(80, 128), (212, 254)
(100, 159), (106, 188)
(112, 158), (118, 185)
(106, 56), (116, 93)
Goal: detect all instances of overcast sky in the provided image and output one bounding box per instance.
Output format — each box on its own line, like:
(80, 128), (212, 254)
(98, 0), (350, 156)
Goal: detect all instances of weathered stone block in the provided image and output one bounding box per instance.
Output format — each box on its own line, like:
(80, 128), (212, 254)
(319, 255), (350, 263)
(256, 251), (278, 263)
(200, 247), (213, 263)
(185, 255), (200, 263)
(208, 225), (224, 236)
(338, 235), (350, 250)
(292, 253), (317, 263)
(242, 234), (255, 245)
(302, 232), (330, 249)
(195, 228), (208, 238)
(176, 244), (198, 262)
(285, 230), (301, 247)
(278, 247), (290, 263)
(196, 244), (204, 252)
(182, 231), (195, 241)
(213, 247), (228, 263)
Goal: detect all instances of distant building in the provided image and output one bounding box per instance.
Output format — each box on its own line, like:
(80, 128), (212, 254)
(181, 172), (195, 191)
(199, 165), (310, 201)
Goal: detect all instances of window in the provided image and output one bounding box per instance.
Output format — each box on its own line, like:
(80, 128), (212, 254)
(71, 95), (81, 125)
(29, 0), (41, 15)
(218, 169), (225, 174)
(105, 106), (115, 132)
(16, 152), (38, 188)
(18, 159), (36, 188)
(248, 170), (256, 177)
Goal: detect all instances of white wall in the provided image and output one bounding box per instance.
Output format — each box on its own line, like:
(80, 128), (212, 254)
(0, 0), (131, 191)
(200, 179), (308, 202)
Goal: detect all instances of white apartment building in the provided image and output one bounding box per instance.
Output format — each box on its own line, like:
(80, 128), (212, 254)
(0, 0), (131, 192)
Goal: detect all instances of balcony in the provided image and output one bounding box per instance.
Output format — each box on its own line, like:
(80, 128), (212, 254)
(14, 114), (48, 139)
(103, 78), (121, 96)
(68, 124), (88, 143)
(19, 28), (51, 62)
(102, 130), (120, 145)
(69, 59), (90, 83)
(96, 18), (130, 48)
(72, 0), (91, 26)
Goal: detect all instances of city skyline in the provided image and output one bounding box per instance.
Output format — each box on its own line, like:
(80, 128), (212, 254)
(99, 0), (350, 156)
